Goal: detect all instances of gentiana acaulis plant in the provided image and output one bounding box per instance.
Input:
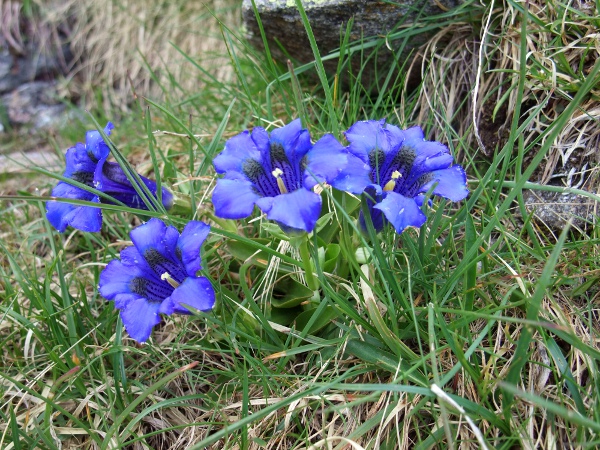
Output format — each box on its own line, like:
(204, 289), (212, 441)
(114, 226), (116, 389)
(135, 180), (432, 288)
(98, 218), (215, 343)
(46, 122), (173, 232)
(211, 118), (348, 234)
(332, 119), (469, 234)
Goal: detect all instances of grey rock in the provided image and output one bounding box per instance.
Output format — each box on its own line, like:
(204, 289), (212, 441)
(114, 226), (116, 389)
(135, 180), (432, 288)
(1, 81), (66, 130)
(0, 46), (69, 95)
(523, 189), (597, 231)
(242, 0), (465, 82)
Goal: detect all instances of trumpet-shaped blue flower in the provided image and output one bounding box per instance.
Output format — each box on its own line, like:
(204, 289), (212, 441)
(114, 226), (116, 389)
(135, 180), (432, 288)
(212, 119), (347, 233)
(99, 218), (215, 343)
(46, 122), (173, 233)
(334, 120), (468, 234)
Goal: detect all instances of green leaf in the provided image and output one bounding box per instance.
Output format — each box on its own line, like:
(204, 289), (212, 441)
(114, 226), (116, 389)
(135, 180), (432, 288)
(227, 239), (292, 274)
(323, 243), (341, 273)
(261, 222), (290, 241)
(272, 277), (314, 308)
(345, 339), (427, 385)
(294, 306), (340, 334)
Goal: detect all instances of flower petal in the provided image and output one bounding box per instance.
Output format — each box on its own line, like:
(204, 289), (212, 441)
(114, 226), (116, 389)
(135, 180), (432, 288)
(94, 161), (172, 210)
(112, 293), (142, 311)
(177, 221), (211, 276)
(130, 218), (188, 282)
(85, 122), (113, 162)
(163, 276), (216, 315)
(65, 197), (103, 232)
(212, 178), (261, 219)
(374, 192), (427, 234)
(269, 119), (311, 165)
(383, 122), (405, 150)
(46, 201), (75, 232)
(401, 125), (425, 142)
(330, 152), (372, 194)
(119, 297), (162, 343)
(256, 188), (322, 233)
(402, 126), (453, 175)
(419, 164), (469, 202)
(213, 130), (264, 174)
(63, 143), (97, 177)
(99, 259), (139, 300)
(130, 218), (168, 254)
(344, 119), (387, 162)
(303, 134), (348, 188)
(47, 181), (97, 232)
(358, 184), (385, 233)
(47, 183), (102, 233)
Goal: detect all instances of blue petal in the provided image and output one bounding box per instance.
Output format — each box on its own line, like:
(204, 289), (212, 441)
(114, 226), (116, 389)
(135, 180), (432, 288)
(119, 297), (162, 343)
(161, 276), (215, 315)
(50, 179), (94, 201)
(250, 127), (271, 155)
(358, 184), (385, 233)
(343, 119), (387, 162)
(213, 130), (264, 174)
(383, 122), (405, 151)
(112, 293), (142, 312)
(99, 259), (139, 300)
(63, 143), (97, 177)
(46, 200), (75, 232)
(47, 182), (96, 232)
(85, 122), (113, 162)
(330, 152), (372, 194)
(64, 196), (103, 232)
(401, 125), (425, 143)
(159, 188), (173, 210)
(411, 142), (453, 172)
(119, 246), (161, 283)
(94, 161), (172, 210)
(419, 165), (468, 201)
(212, 178), (261, 219)
(130, 218), (188, 283)
(403, 126), (452, 172)
(177, 221), (211, 276)
(47, 181), (102, 232)
(303, 134), (348, 189)
(374, 192), (427, 234)
(256, 188), (322, 233)
(129, 217), (167, 254)
(269, 119), (312, 165)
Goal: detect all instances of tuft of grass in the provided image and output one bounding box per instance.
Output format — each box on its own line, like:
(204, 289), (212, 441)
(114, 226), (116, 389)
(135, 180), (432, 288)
(1, 0), (600, 449)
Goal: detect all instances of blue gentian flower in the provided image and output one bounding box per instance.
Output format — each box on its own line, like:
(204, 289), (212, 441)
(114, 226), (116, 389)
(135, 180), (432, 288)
(212, 119), (347, 233)
(99, 218), (215, 343)
(46, 122), (173, 233)
(333, 119), (468, 234)
(46, 123), (114, 232)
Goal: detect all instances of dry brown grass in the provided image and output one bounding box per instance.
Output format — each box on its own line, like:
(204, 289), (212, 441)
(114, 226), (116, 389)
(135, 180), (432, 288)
(408, 0), (600, 190)
(1, 0), (238, 110)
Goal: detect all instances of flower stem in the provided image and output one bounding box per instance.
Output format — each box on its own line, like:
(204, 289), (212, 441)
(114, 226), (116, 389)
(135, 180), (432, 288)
(298, 238), (318, 291)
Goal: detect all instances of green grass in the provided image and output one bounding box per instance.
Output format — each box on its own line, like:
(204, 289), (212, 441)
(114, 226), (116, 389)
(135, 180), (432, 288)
(1, 0), (600, 448)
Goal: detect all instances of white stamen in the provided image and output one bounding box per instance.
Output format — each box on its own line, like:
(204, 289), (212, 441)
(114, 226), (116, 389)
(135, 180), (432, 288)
(271, 168), (288, 194)
(161, 272), (180, 288)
